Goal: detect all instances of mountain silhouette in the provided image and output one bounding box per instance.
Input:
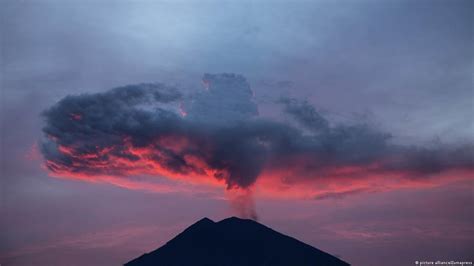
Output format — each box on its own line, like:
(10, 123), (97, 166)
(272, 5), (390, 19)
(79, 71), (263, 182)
(125, 217), (350, 266)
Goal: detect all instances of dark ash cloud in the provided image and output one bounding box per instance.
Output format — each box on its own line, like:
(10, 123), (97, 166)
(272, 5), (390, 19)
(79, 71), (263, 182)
(40, 73), (474, 194)
(279, 97), (329, 133)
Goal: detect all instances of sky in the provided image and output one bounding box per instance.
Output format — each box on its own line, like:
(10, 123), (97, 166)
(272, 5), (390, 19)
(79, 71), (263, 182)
(1, 0), (473, 265)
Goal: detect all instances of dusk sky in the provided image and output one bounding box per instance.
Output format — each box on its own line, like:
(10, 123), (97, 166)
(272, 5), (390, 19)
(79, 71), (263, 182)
(1, 0), (473, 265)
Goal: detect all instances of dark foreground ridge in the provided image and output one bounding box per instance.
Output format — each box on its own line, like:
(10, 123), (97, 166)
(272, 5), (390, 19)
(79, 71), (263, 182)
(125, 217), (350, 266)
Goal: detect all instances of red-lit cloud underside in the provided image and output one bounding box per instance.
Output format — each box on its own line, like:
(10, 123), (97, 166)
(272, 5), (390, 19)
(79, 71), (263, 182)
(43, 136), (473, 199)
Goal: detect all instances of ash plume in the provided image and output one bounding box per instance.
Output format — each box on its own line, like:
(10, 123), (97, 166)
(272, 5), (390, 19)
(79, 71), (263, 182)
(40, 73), (474, 213)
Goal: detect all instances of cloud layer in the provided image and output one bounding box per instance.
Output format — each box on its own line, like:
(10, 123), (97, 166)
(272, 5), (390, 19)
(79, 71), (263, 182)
(40, 73), (474, 198)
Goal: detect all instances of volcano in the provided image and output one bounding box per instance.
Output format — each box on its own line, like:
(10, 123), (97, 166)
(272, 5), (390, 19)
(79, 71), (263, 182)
(125, 217), (350, 266)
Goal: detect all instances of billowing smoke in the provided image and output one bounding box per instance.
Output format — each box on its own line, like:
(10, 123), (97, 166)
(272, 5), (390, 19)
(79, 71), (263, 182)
(40, 73), (474, 218)
(228, 189), (258, 221)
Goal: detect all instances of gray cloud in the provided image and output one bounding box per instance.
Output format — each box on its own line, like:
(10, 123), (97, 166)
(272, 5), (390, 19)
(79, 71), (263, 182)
(278, 97), (329, 133)
(40, 74), (474, 192)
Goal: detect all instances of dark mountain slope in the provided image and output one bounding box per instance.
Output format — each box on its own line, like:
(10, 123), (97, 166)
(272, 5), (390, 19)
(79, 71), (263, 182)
(125, 217), (350, 266)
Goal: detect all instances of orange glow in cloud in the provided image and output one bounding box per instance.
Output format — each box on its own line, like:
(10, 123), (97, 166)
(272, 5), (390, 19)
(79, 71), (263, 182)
(45, 136), (227, 191)
(43, 134), (474, 200)
(255, 163), (473, 200)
